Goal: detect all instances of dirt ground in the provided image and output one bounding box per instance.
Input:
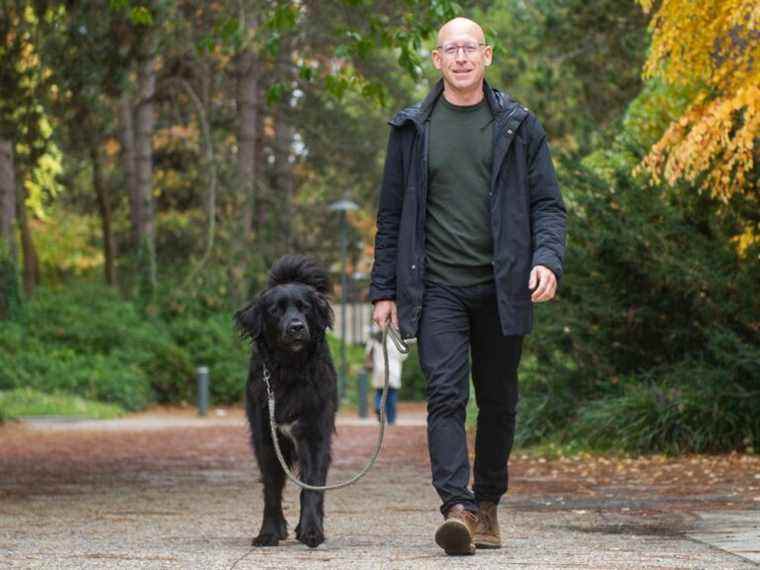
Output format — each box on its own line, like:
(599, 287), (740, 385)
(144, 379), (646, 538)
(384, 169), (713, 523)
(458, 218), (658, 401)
(1, 403), (759, 569)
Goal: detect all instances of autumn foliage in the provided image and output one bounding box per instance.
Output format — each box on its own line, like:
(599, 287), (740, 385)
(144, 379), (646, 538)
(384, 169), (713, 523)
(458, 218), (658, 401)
(636, 0), (759, 202)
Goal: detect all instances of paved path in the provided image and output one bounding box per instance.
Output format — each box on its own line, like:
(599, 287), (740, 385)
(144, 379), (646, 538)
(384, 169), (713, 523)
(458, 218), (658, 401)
(1, 407), (759, 569)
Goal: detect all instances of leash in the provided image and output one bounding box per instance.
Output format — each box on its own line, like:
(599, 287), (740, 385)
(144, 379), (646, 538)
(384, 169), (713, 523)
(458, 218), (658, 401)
(262, 325), (410, 491)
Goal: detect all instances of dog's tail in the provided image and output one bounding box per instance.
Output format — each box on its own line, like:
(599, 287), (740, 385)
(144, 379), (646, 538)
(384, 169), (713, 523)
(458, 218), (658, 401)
(267, 255), (330, 294)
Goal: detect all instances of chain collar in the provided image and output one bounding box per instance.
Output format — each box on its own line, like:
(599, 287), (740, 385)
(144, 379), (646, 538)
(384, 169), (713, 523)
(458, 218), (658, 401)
(262, 363), (273, 398)
(261, 362), (278, 430)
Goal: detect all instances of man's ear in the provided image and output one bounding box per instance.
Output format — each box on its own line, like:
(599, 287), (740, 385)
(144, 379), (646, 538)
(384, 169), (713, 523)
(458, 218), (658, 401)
(312, 291), (334, 331)
(432, 49), (443, 71)
(234, 301), (262, 341)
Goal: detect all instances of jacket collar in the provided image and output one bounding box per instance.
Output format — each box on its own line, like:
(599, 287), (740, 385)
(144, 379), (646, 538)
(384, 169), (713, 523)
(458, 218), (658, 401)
(389, 78), (519, 129)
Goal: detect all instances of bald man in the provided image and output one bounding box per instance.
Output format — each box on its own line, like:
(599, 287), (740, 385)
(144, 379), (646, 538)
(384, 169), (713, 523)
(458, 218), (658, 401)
(369, 17), (566, 555)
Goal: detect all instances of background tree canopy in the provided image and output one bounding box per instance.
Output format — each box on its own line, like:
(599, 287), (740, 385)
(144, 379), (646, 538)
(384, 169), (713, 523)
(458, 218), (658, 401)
(1, 0), (757, 454)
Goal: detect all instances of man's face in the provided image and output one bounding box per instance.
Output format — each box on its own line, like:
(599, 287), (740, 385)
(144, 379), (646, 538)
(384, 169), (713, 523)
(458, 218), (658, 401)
(432, 27), (492, 94)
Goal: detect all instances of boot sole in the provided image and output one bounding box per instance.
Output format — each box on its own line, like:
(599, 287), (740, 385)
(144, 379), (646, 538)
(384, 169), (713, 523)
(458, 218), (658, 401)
(473, 537), (501, 549)
(435, 519), (475, 555)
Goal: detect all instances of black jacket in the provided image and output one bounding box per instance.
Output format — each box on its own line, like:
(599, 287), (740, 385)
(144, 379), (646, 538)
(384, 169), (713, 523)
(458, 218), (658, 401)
(369, 79), (566, 339)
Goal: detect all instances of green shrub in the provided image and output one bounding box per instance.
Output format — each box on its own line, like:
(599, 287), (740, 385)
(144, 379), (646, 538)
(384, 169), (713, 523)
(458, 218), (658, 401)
(2, 341), (154, 411)
(0, 388), (124, 420)
(0, 283), (244, 409)
(517, 157), (760, 453)
(166, 314), (248, 404)
(572, 364), (759, 455)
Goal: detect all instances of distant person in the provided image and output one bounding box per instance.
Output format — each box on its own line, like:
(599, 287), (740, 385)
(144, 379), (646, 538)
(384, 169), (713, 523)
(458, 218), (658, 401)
(369, 16), (566, 556)
(364, 324), (407, 425)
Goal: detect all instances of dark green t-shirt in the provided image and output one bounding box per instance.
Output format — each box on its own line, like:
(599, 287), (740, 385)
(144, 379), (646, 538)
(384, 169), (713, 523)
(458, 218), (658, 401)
(425, 96), (494, 286)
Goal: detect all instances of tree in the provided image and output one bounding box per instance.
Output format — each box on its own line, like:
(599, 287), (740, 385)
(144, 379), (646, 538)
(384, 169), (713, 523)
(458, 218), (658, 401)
(213, 0), (467, 299)
(0, 2), (47, 295)
(637, 0), (759, 203)
(479, 0), (650, 153)
(38, 2), (130, 288)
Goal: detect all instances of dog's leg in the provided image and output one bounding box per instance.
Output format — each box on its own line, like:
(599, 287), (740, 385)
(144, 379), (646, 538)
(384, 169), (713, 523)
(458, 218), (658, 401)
(252, 436), (293, 547)
(294, 432), (331, 548)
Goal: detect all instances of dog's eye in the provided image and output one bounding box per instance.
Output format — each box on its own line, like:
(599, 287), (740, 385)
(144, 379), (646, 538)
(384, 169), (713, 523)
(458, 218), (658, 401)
(295, 300), (309, 311)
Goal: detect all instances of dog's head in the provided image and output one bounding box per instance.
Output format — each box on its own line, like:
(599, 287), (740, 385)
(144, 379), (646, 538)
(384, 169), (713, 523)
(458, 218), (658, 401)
(235, 256), (333, 353)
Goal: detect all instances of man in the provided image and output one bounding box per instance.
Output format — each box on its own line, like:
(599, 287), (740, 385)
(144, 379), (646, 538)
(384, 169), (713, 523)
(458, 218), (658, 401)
(369, 17), (566, 556)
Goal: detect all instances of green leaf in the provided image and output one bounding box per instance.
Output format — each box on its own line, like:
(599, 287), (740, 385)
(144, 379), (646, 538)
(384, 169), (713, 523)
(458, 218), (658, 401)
(108, 0), (130, 10)
(267, 83), (287, 105)
(196, 35), (215, 55)
(129, 7), (153, 26)
(298, 65), (314, 82)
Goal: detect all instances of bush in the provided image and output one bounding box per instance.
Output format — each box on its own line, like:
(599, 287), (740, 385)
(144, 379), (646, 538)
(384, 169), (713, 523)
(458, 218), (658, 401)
(2, 331), (154, 411)
(0, 282), (250, 410)
(602, 327), (760, 454)
(516, 157), (760, 453)
(166, 314), (248, 404)
(0, 388), (124, 421)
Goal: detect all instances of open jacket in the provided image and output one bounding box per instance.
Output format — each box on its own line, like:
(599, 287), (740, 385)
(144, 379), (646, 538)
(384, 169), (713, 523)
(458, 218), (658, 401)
(369, 79), (567, 339)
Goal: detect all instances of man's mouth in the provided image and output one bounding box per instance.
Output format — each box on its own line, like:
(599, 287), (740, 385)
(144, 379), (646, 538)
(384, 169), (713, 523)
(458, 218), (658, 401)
(453, 69), (473, 75)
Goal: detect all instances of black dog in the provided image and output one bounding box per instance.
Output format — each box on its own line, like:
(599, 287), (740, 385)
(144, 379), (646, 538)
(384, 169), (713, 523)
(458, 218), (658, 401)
(235, 255), (338, 548)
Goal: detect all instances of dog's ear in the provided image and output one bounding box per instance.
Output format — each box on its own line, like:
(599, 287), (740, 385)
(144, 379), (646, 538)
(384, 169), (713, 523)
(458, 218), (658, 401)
(234, 301), (262, 341)
(312, 291), (334, 331)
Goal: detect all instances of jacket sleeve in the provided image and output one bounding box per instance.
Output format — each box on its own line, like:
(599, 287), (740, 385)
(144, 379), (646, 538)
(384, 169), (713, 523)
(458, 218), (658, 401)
(369, 127), (405, 303)
(526, 115), (567, 283)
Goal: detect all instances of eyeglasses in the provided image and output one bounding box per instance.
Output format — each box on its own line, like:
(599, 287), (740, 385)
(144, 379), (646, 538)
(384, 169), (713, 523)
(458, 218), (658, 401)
(436, 42), (486, 58)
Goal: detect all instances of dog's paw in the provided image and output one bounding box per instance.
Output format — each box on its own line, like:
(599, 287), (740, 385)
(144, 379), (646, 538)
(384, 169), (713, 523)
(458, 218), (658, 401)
(295, 523), (325, 548)
(252, 532), (280, 547)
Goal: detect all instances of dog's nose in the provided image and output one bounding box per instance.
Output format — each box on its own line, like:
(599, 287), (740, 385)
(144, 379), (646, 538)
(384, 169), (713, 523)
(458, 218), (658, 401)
(287, 321), (306, 335)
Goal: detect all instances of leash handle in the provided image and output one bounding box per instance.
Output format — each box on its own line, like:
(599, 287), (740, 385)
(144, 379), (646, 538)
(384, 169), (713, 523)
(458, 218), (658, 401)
(385, 324), (411, 354)
(262, 325), (408, 491)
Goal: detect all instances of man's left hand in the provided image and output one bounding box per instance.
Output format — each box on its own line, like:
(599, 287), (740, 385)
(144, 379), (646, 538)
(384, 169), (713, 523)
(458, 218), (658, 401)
(528, 265), (557, 303)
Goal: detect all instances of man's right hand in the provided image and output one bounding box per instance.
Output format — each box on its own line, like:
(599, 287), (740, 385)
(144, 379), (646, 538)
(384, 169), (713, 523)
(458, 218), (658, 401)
(372, 300), (399, 331)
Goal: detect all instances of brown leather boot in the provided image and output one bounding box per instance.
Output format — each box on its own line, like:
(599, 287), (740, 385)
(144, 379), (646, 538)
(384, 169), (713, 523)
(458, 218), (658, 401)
(434, 504), (478, 555)
(473, 501), (501, 548)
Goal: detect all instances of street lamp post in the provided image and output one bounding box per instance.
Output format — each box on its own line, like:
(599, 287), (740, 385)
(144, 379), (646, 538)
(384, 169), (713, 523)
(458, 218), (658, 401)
(329, 199), (359, 404)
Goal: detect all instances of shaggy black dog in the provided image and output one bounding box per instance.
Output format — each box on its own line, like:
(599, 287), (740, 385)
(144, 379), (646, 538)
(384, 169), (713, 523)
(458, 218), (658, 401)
(235, 255), (338, 548)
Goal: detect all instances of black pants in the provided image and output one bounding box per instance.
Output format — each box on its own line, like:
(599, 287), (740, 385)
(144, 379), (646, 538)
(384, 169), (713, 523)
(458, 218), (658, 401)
(418, 280), (524, 515)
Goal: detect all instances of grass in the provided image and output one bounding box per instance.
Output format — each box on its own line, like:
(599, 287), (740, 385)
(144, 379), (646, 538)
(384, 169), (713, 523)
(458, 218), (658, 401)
(0, 388), (124, 421)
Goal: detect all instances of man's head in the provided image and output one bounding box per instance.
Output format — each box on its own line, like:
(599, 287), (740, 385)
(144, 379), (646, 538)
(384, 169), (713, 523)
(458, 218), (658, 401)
(432, 17), (492, 98)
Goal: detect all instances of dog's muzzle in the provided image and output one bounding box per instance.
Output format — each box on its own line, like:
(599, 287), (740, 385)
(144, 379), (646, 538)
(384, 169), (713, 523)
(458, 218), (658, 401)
(283, 320), (309, 347)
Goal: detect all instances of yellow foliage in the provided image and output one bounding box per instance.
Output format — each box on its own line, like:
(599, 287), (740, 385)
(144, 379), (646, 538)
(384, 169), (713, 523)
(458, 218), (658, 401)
(731, 226), (759, 257)
(103, 137), (121, 159)
(636, 0), (759, 200)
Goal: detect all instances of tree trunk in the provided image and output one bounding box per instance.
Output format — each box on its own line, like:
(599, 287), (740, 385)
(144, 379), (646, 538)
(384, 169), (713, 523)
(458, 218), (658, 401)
(273, 109), (295, 254)
(119, 93), (140, 248)
(253, 79), (266, 239)
(0, 140), (17, 256)
(135, 44), (157, 294)
(90, 144), (117, 287)
(16, 170), (38, 296)
(230, 46), (258, 304)
(0, 139), (21, 319)
(236, 48), (257, 243)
